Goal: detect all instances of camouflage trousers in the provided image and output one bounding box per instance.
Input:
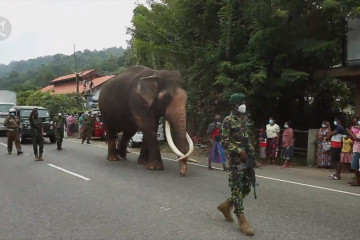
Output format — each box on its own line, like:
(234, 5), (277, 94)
(228, 160), (252, 215)
(7, 130), (21, 153)
(32, 133), (44, 155)
(82, 127), (92, 141)
(55, 128), (64, 144)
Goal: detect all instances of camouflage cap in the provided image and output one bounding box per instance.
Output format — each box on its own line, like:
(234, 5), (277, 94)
(229, 93), (246, 104)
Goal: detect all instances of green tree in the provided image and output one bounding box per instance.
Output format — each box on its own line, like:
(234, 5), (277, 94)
(128, 0), (360, 130)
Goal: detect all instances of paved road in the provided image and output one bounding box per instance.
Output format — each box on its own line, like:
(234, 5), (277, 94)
(0, 137), (359, 240)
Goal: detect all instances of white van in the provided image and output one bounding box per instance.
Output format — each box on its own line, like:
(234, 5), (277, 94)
(0, 102), (16, 133)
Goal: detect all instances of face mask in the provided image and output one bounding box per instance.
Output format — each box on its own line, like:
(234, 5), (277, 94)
(284, 124), (289, 129)
(343, 135), (347, 138)
(269, 119), (274, 124)
(334, 121), (338, 126)
(357, 120), (360, 125)
(237, 104), (246, 114)
(10, 112), (15, 116)
(58, 113), (62, 116)
(321, 124), (326, 128)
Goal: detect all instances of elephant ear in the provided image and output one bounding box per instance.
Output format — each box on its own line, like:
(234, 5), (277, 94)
(137, 76), (159, 107)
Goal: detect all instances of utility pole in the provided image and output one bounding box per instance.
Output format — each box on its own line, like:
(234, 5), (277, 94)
(74, 44), (79, 93)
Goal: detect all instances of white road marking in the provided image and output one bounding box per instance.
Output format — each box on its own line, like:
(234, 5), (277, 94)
(48, 163), (90, 181)
(65, 139), (360, 197)
(255, 175), (360, 197)
(157, 206), (171, 211)
(0, 143), (7, 147)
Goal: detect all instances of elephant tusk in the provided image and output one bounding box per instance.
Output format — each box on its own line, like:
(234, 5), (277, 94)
(165, 120), (185, 157)
(165, 120), (195, 162)
(178, 132), (194, 160)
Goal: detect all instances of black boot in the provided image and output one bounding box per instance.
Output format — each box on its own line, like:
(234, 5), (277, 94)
(82, 139), (85, 144)
(87, 140), (90, 144)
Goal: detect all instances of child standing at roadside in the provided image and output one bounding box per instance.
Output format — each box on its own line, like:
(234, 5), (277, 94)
(341, 134), (353, 173)
(259, 129), (267, 166)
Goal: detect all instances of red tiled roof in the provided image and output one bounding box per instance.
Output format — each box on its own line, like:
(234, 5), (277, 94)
(40, 85), (54, 92)
(50, 69), (96, 83)
(92, 75), (115, 88)
(52, 82), (85, 94)
(40, 74), (115, 95)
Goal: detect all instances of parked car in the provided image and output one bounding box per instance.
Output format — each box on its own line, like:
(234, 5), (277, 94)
(128, 122), (165, 148)
(0, 102), (16, 134)
(13, 106), (56, 143)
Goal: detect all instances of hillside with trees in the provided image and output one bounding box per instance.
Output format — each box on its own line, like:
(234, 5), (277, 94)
(0, 47), (127, 91)
(127, 0), (360, 130)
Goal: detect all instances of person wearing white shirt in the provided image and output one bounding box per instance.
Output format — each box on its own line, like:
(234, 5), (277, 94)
(265, 117), (280, 165)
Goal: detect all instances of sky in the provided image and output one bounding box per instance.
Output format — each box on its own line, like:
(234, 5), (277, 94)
(0, 0), (147, 64)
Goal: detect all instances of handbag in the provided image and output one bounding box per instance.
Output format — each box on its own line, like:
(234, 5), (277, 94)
(322, 141), (331, 151)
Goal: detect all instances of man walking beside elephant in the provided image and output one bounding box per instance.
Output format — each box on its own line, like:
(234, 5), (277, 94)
(217, 93), (256, 236)
(82, 111), (94, 144)
(53, 111), (66, 150)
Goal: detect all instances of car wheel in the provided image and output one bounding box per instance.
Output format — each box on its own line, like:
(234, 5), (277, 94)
(128, 139), (135, 148)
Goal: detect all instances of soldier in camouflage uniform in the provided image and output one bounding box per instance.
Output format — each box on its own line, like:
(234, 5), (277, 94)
(53, 112), (66, 150)
(29, 108), (44, 161)
(82, 111), (94, 144)
(4, 108), (23, 155)
(217, 93), (256, 236)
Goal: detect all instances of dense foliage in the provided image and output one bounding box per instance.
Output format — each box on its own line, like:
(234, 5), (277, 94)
(128, 0), (360, 131)
(17, 90), (86, 116)
(0, 47), (127, 91)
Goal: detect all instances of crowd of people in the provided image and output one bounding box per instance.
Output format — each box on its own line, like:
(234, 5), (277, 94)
(316, 117), (360, 186)
(4, 108), (96, 161)
(207, 114), (296, 170)
(206, 109), (360, 188)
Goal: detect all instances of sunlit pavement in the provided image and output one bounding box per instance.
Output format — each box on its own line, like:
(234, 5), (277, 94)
(0, 136), (359, 240)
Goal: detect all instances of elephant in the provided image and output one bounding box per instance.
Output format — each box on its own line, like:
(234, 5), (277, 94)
(98, 65), (194, 176)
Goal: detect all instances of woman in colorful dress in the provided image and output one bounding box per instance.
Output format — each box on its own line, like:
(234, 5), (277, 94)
(316, 121), (332, 168)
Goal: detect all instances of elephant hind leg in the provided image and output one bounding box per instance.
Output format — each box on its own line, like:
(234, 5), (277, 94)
(119, 130), (136, 159)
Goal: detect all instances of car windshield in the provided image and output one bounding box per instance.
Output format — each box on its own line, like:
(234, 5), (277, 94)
(0, 104), (15, 112)
(20, 109), (49, 118)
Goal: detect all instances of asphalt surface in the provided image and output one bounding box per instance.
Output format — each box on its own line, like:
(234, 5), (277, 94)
(0, 136), (359, 240)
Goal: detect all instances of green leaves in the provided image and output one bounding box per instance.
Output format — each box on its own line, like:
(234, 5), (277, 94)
(321, 0), (339, 10)
(17, 90), (86, 115)
(280, 69), (309, 83)
(128, 0), (360, 129)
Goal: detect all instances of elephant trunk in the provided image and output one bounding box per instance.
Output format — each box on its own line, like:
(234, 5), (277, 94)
(165, 88), (193, 176)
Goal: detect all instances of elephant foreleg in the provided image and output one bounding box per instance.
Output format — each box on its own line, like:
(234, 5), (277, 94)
(107, 137), (120, 161)
(138, 138), (150, 165)
(143, 132), (164, 170)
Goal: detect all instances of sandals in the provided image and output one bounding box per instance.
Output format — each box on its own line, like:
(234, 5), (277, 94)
(329, 174), (341, 180)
